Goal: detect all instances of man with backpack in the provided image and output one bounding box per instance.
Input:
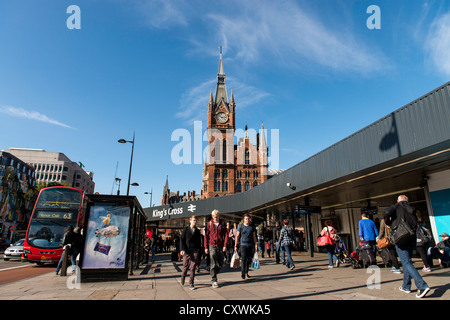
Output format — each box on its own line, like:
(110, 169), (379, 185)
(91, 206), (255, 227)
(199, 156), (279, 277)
(384, 195), (430, 298)
(277, 219), (295, 270)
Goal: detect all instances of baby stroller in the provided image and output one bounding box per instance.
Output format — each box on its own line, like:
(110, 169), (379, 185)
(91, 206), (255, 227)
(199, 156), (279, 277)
(350, 251), (363, 269)
(335, 235), (361, 268)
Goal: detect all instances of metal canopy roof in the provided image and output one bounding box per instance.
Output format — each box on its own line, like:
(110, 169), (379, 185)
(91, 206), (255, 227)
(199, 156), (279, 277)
(145, 82), (450, 223)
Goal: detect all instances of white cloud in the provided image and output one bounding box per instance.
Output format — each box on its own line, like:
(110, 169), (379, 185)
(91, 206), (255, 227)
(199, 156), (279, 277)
(0, 106), (74, 129)
(136, 0), (388, 74)
(203, 1), (387, 74)
(426, 12), (450, 77)
(134, 0), (190, 29)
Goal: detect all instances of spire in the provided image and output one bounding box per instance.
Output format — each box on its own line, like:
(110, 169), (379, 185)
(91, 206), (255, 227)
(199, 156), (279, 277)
(218, 45), (225, 76)
(260, 122), (267, 148)
(208, 88), (214, 111)
(215, 46), (228, 106)
(229, 89), (234, 104)
(163, 175), (169, 194)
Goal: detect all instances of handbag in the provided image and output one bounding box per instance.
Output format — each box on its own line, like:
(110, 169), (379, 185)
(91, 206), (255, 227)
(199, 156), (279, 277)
(390, 218), (415, 247)
(377, 237), (390, 249)
(317, 228), (333, 247)
(417, 225), (432, 244)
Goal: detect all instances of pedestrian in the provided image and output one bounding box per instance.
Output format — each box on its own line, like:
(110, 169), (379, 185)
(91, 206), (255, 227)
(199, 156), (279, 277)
(266, 238), (272, 258)
(416, 213), (433, 272)
(227, 222), (238, 263)
(257, 222), (265, 258)
(180, 215), (202, 290)
(204, 209), (228, 288)
(235, 213), (258, 279)
(378, 218), (401, 273)
(384, 195), (430, 298)
(278, 219), (295, 270)
(359, 212), (379, 247)
(320, 221), (339, 268)
(427, 232), (450, 269)
(273, 221), (283, 264)
(143, 236), (150, 264)
(55, 225), (79, 275)
(150, 230), (157, 262)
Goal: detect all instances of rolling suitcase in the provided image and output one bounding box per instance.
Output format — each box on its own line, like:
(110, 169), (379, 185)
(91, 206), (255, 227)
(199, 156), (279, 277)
(378, 246), (392, 268)
(358, 242), (376, 268)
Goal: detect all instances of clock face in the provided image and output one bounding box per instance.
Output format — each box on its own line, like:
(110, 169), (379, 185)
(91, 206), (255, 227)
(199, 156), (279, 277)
(216, 112), (228, 123)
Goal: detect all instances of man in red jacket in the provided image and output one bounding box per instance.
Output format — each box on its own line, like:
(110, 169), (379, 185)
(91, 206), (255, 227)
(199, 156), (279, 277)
(204, 209), (228, 288)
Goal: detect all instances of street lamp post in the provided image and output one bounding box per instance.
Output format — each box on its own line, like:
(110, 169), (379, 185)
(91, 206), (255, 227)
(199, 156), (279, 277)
(145, 190), (153, 207)
(118, 132), (135, 196)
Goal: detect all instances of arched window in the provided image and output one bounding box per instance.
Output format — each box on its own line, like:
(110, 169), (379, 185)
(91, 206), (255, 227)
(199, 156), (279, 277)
(236, 182), (241, 192)
(245, 148), (250, 165)
(213, 139), (221, 163)
(223, 139), (227, 163)
(253, 182), (258, 188)
(245, 181), (250, 191)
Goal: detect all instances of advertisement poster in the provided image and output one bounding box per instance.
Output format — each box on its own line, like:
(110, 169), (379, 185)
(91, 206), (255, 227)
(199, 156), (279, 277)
(82, 203), (130, 269)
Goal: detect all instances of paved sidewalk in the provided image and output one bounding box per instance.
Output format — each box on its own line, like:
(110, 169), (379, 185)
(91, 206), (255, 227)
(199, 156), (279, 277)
(0, 251), (448, 301)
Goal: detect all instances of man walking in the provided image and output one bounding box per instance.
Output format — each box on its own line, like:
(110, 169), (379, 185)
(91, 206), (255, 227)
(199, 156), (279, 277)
(204, 210), (228, 288)
(278, 219), (295, 270)
(235, 214), (258, 279)
(359, 212), (379, 246)
(180, 215), (202, 290)
(384, 195), (430, 298)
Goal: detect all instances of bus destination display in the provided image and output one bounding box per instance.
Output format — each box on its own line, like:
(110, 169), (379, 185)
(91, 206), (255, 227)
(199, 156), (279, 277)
(36, 211), (74, 220)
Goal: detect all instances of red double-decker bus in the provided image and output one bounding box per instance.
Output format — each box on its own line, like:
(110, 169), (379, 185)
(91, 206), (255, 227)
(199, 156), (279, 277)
(23, 186), (86, 265)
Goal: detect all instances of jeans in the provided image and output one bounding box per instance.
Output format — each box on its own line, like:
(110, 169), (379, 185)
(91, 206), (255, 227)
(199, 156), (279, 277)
(275, 243), (281, 263)
(181, 252), (200, 285)
(208, 245), (224, 282)
(395, 244), (429, 291)
(240, 245), (254, 277)
(56, 249), (77, 274)
(283, 244), (294, 269)
(326, 244), (338, 266)
(278, 244), (286, 264)
(258, 239), (265, 257)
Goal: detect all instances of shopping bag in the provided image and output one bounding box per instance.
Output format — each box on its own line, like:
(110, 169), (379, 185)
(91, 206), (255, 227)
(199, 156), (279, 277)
(230, 251), (240, 268)
(251, 252), (260, 269)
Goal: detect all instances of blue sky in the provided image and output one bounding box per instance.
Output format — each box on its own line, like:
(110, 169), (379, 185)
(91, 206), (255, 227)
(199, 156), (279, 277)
(1, 0), (449, 208)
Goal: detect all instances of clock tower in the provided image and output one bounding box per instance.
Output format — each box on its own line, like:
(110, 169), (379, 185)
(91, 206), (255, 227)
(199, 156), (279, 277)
(202, 48), (268, 198)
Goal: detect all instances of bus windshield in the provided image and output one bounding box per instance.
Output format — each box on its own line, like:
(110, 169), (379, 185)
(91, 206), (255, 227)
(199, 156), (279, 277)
(35, 187), (82, 209)
(26, 220), (76, 249)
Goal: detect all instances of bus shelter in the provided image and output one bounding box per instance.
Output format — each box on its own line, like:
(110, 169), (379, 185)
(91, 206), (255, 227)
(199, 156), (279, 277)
(79, 194), (147, 282)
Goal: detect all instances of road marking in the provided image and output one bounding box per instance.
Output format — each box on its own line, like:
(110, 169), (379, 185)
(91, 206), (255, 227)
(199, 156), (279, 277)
(0, 264), (33, 272)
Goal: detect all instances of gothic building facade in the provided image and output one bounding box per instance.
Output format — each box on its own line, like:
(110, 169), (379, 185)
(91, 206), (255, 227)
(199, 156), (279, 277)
(202, 50), (268, 198)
